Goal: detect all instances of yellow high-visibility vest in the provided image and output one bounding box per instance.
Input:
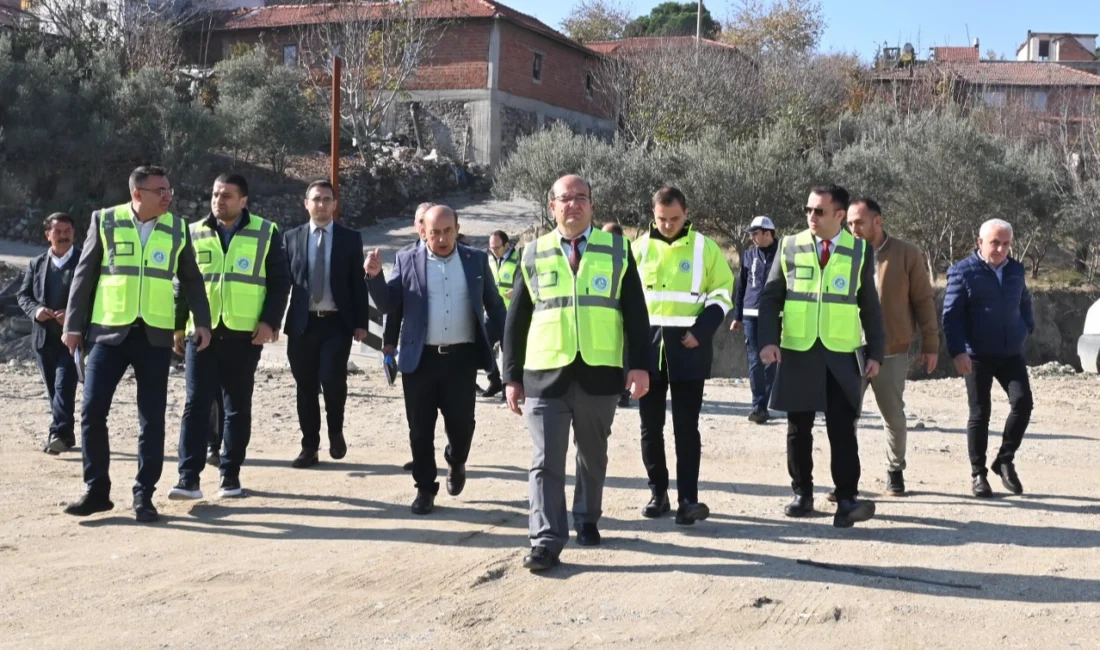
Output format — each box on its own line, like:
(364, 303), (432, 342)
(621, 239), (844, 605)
(778, 229), (865, 352)
(188, 215), (275, 333)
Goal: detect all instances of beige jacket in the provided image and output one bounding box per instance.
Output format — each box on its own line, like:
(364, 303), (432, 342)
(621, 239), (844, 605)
(874, 234), (939, 356)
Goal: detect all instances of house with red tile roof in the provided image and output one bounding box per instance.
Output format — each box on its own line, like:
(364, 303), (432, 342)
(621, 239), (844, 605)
(182, 0), (615, 167)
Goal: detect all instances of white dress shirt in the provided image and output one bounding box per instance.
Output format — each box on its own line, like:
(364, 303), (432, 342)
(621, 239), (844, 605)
(425, 246), (475, 345)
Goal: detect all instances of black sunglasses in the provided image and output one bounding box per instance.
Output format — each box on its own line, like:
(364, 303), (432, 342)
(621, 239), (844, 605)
(804, 206), (825, 217)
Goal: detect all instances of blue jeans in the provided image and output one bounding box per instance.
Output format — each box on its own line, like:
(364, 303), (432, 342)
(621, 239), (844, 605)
(178, 337), (262, 482)
(743, 317), (775, 412)
(36, 339), (77, 444)
(80, 327), (172, 498)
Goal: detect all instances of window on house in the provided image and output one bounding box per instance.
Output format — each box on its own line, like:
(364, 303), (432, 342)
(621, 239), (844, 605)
(585, 71), (593, 98)
(981, 90), (1007, 107)
(1025, 91), (1048, 112)
(532, 53), (543, 82)
(1038, 39), (1050, 60)
(282, 44), (298, 67)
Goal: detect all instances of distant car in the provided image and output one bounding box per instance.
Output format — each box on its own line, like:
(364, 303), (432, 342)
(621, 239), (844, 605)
(1079, 298), (1100, 374)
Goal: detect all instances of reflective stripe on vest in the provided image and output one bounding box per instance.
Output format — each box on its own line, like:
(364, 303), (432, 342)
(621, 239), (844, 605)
(90, 205), (184, 330)
(520, 229), (627, 370)
(490, 248), (519, 308)
(778, 229), (864, 353)
(189, 216), (274, 332)
(636, 229), (730, 328)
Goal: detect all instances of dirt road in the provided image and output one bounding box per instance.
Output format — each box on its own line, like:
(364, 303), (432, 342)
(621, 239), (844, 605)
(2, 361), (1099, 649)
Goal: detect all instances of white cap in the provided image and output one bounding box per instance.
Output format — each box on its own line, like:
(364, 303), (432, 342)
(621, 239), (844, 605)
(747, 216), (775, 232)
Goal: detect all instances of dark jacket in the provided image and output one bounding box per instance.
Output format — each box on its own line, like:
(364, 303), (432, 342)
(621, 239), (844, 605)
(371, 242), (506, 374)
(758, 233), (885, 412)
(503, 239), (652, 399)
(641, 225), (729, 382)
(18, 248), (81, 350)
(65, 208), (210, 348)
(734, 240), (777, 321)
(283, 220), (373, 337)
(174, 211), (292, 337)
(942, 252), (1034, 358)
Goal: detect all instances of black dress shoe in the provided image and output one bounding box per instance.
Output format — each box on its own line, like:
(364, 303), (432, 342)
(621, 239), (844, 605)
(523, 546), (560, 572)
(447, 463), (467, 496)
(292, 449), (319, 469)
(329, 434), (347, 460)
(784, 494), (814, 517)
(411, 490), (435, 515)
(45, 437), (71, 455)
(402, 460), (415, 471)
(887, 470), (906, 496)
(481, 380), (503, 398)
(747, 409), (769, 424)
(63, 491), (114, 517)
(133, 495), (159, 523)
(575, 523), (601, 546)
(825, 490), (837, 503)
(642, 491), (671, 518)
(206, 449), (221, 468)
(972, 473), (993, 498)
(992, 460), (1023, 495)
(833, 498), (875, 528)
(675, 501), (710, 526)
(618, 393), (631, 408)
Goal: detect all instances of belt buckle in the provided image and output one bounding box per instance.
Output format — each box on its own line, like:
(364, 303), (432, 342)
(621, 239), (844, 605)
(437, 344), (450, 355)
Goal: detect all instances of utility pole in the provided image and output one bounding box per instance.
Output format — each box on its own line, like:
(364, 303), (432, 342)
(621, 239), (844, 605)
(695, 0), (702, 65)
(330, 55), (342, 221)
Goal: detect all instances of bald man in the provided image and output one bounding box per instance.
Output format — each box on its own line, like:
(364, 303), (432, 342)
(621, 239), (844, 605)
(369, 205), (506, 514)
(943, 219), (1034, 499)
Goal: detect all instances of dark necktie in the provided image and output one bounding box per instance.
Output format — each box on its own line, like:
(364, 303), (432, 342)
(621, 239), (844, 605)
(311, 228), (326, 304)
(820, 239), (831, 269)
(568, 237), (583, 274)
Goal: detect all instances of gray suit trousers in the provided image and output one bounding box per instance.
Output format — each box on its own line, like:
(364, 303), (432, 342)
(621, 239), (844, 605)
(525, 381), (618, 557)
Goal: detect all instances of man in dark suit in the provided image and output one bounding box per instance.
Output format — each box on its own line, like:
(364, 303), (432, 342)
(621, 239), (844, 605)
(62, 166), (212, 522)
(504, 175), (652, 571)
(18, 212), (81, 455)
(757, 184), (885, 529)
(370, 205), (506, 514)
(284, 180), (381, 468)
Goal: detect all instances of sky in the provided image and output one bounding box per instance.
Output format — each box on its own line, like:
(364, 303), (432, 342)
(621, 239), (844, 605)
(503, 0), (1098, 61)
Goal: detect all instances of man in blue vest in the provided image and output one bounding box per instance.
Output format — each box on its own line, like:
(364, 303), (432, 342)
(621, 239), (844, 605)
(731, 216), (779, 423)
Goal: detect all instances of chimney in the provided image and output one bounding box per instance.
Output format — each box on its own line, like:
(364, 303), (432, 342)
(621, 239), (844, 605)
(973, 37), (979, 49)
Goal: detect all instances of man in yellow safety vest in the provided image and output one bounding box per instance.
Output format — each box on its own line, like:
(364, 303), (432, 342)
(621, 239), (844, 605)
(503, 174), (652, 571)
(633, 187), (734, 526)
(478, 229), (518, 398)
(757, 184), (885, 528)
(168, 173), (291, 501)
(61, 165), (212, 523)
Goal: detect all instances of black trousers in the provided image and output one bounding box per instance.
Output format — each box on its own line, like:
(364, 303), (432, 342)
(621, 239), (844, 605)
(787, 369), (861, 500)
(36, 338), (77, 445)
(401, 344), (478, 493)
(965, 354), (1033, 476)
(179, 337), (262, 482)
(287, 314), (353, 452)
(638, 366), (705, 504)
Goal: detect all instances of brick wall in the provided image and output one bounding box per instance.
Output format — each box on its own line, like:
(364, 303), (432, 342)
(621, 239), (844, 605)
(406, 22), (490, 91)
(495, 22), (606, 118)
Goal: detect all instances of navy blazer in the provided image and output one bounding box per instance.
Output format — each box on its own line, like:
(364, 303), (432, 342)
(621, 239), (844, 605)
(17, 248), (81, 350)
(370, 243), (506, 374)
(283, 221), (371, 337)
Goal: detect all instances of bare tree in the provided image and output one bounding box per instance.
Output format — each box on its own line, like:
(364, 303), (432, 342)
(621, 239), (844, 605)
(19, 0), (212, 73)
(297, 1), (446, 162)
(594, 40), (764, 148)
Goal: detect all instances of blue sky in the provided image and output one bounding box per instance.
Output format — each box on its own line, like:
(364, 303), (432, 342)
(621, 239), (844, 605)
(506, 0), (1097, 61)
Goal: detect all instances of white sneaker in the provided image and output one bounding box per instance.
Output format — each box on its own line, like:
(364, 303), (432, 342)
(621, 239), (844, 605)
(168, 480), (203, 500)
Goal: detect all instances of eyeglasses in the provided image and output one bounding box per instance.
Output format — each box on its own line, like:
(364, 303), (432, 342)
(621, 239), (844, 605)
(804, 206), (825, 217)
(553, 194), (590, 205)
(138, 187), (174, 198)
